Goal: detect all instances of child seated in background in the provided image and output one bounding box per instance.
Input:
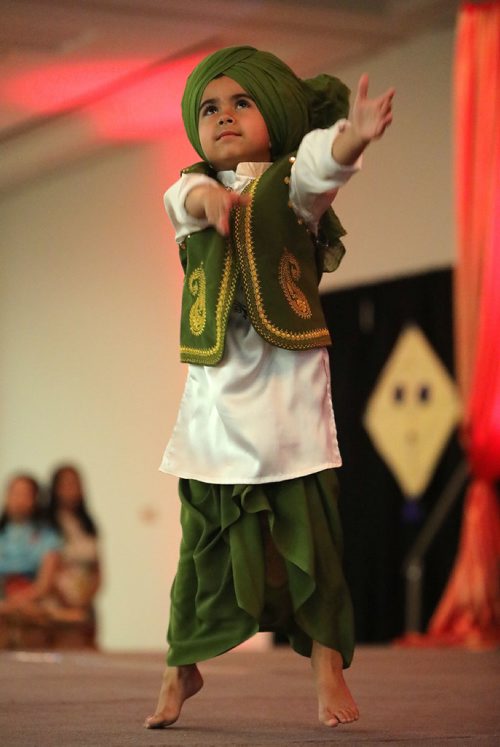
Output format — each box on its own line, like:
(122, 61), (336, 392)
(45, 465), (100, 645)
(0, 474), (61, 646)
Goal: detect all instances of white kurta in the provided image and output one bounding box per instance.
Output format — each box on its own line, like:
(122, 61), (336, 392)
(160, 121), (360, 484)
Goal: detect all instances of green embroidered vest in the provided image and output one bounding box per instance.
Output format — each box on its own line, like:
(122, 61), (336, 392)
(178, 154), (346, 366)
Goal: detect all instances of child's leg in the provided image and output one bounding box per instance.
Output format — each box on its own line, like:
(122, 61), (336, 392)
(311, 641), (359, 727)
(259, 508), (358, 728)
(144, 478), (257, 729)
(144, 662), (203, 729)
(259, 512), (287, 587)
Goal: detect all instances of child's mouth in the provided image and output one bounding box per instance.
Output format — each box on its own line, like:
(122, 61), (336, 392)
(217, 131), (240, 140)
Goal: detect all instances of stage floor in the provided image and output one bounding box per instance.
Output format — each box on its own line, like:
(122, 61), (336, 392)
(0, 644), (498, 746)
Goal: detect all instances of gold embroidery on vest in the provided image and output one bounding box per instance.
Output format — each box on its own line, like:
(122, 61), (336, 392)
(233, 179), (330, 349)
(188, 263), (206, 336)
(278, 248), (312, 319)
(180, 241), (238, 362)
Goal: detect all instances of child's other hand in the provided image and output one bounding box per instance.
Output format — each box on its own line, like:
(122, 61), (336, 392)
(351, 73), (395, 143)
(204, 186), (250, 237)
(186, 184), (250, 237)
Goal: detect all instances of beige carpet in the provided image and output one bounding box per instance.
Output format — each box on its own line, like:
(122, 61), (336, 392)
(0, 644), (498, 746)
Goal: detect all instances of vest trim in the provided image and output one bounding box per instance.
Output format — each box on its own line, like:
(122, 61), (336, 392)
(179, 239), (238, 365)
(233, 177), (331, 349)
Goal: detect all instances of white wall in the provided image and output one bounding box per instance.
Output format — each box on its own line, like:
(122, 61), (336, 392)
(0, 25), (456, 650)
(321, 25), (456, 291)
(0, 134), (194, 650)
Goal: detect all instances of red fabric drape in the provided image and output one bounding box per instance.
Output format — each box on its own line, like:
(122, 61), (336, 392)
(427, 0), (500, 647)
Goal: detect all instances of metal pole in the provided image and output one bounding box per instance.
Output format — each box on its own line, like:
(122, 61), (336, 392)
(402, 459), (469, 633)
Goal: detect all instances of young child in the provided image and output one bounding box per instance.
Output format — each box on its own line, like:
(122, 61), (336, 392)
(45, 466), (100, 637)
(0, 475), (61, 638)
(146, 45), (394, 730)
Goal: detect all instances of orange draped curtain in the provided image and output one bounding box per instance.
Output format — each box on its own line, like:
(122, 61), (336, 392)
(428, 0), (500, 646)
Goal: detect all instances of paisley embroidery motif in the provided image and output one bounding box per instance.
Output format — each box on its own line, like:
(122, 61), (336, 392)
(232, 179), (330, 348)
(188, 263), (207, 336)
(278, 248), (312, 319)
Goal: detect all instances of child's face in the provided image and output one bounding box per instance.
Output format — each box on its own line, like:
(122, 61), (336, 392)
(6, 478), (36, 522)
(55, 468), (82, 510)
(198, 76), (271, 171)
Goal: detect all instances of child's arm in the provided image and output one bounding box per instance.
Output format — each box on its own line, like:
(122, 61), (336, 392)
(185, 184), (249, 237)
(332, 73), (395, 165)
(0, 551), (59, 610)
(290, 74), (395, 230)
(164, 175), (249, 240)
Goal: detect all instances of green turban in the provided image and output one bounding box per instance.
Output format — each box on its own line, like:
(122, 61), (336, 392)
(181, 46), (350, 162)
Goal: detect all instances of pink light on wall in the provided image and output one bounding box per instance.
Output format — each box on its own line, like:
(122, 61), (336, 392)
(90, 53), (208, 143)
(1, 59), (149, 116)
(1, 51), (210, 143)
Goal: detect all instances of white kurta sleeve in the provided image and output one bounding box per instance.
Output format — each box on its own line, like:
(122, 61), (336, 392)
(164, 173), (221, 242)
(289, 119), (362, 230)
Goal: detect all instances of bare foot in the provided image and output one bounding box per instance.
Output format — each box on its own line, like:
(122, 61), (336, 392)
(311, 641), (359, 727)
(144, 663), (203, 729)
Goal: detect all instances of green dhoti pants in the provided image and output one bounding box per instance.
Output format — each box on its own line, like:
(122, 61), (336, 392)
(166, 469), (354, 668)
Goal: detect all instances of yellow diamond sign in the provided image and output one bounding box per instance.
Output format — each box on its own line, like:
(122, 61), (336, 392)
(363, 325), (461, 498)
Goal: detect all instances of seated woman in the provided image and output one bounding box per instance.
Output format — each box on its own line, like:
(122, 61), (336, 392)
(45, 465), (101, 645)
(0, 474), (61, 646)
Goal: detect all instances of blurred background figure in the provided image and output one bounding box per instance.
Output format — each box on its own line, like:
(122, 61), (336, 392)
(46, 464), (101, 648)
(0, 474), (61, 648)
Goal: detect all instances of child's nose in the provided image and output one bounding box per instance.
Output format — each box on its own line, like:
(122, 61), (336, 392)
(218, 112), (234, 125)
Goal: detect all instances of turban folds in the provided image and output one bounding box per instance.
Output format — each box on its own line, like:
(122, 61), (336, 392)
(181, 46), (350, 162)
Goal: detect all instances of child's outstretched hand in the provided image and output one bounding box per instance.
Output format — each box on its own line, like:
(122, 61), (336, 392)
(186, 183), (250, 237)
(332, 74), (395, 165)
(351, 73), (395, 143)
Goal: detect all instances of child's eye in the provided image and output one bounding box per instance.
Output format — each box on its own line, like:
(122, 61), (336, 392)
(202, 104), (218, 117)
(236, 98), (250, 109)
